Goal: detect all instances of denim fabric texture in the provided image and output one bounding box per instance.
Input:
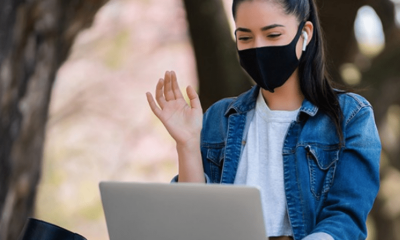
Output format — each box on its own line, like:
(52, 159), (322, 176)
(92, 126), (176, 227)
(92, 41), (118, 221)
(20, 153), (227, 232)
(173, 85), (381, 240)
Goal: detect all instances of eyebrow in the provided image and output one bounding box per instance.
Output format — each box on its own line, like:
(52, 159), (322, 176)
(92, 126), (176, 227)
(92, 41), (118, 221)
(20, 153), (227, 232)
(235, 24), (285, 34)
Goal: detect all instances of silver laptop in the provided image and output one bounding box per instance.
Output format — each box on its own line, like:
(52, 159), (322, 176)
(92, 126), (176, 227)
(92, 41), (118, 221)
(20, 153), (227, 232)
(99, 182), (267, 240)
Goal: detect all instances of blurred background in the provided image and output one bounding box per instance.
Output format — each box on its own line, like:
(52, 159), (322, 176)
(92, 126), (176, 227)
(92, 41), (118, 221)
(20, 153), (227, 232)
(1, 0), (400, 239)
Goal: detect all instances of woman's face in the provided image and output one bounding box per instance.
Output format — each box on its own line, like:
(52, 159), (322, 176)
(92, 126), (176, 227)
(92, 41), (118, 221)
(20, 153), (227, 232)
(234, 0), (310, 59)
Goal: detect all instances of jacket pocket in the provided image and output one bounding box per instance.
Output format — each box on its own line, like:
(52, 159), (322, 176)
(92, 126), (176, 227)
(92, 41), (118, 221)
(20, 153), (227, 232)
(206, 147), (225, 183)
(306, 145), (339, 199)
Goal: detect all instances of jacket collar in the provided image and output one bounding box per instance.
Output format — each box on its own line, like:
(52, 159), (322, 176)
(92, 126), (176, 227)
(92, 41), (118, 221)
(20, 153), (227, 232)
(224, 85), (319, 117)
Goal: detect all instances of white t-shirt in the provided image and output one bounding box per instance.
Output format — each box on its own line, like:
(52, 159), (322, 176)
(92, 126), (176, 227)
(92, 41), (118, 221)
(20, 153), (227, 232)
(234, 89), (299, 237)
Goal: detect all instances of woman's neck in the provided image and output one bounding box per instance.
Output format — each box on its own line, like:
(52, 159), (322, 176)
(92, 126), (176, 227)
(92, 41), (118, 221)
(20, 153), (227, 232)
(261, 69), (304, 111)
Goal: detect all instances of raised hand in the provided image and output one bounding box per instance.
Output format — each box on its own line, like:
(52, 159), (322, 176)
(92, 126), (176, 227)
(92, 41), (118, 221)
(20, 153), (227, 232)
(146, 71), (203, 147)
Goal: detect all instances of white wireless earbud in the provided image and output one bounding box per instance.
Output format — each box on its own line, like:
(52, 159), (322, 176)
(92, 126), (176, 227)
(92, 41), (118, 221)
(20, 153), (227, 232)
(302, 31), (308, 51)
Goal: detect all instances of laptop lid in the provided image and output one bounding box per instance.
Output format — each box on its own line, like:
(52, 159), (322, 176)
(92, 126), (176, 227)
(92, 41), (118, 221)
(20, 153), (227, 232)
(99, 182), (267, 240)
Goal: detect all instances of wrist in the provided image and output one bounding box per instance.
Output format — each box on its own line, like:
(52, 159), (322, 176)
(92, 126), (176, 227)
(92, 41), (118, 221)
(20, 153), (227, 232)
(176, 138), (200, 152)
(176, 138), (204, 183)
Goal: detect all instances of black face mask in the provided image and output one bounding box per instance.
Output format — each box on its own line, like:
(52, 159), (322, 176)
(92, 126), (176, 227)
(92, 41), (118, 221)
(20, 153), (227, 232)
(237, 21), (306, 93)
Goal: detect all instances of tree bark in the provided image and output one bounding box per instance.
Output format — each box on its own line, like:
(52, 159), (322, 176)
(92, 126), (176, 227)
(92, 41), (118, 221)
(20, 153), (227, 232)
(367, 0), (399, 47)
(182, 0), (253, 111)
(0, 0), (108, 239)
(316, 0), (366, 83)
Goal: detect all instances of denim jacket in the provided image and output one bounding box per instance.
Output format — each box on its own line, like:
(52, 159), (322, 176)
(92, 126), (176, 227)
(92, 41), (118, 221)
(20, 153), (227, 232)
(172, 86), (380, 240)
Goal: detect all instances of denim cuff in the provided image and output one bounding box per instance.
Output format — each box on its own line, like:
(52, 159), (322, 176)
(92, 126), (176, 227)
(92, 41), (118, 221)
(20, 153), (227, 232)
(302, 232), (334, 240)
(170, 173), (211, 183)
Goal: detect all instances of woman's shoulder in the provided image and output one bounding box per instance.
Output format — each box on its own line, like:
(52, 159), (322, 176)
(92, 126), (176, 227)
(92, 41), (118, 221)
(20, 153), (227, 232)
(204, 86), (258, 118)
(336, 91), (375, 125)
(337, 91), (372, 109)
(208, 97), (237, 111)
(203, 97), (237, 121)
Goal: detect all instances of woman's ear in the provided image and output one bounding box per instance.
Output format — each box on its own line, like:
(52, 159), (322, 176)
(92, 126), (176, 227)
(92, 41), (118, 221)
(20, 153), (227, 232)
(303, 21), (314, 46)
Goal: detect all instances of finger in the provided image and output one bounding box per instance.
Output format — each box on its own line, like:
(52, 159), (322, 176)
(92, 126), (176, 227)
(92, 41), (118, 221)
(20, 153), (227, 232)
(146, 92), (162, 118)
(171, 71), (184, 99)
(164, 71), (175, 101)
(155, 78), (167, 109)
(186, 85), (202, 110)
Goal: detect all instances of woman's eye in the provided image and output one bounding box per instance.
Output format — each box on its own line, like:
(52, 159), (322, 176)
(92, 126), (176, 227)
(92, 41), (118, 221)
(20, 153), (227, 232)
(268, 34), (282, 38)
(238, 37), (252, 41)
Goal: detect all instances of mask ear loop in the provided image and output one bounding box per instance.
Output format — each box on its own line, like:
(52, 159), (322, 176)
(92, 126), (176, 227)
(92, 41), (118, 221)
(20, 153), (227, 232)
(295, 21), (307, 61)
(290, 21), (306, 47)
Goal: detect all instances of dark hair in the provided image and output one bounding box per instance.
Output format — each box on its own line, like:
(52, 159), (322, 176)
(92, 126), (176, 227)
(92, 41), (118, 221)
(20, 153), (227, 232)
(233, 0), (344, 145)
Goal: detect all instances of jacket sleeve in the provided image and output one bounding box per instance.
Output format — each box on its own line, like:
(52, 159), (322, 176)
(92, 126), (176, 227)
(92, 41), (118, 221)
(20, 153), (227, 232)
(170, 173), (211, 183)
(302, 232), (334, 240)
(309, 105), (381, 239)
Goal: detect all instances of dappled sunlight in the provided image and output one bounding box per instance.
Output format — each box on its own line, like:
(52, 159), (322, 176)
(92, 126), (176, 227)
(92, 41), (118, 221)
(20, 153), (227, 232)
(380, 168), (400, 218)
(340, 63), (362, 86)
(380, 104), (400, 152)
(355, 6), (385, 58)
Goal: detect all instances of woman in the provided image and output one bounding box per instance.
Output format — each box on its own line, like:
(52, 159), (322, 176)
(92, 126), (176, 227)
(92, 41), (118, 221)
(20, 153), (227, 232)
(146, 0), (381, 239)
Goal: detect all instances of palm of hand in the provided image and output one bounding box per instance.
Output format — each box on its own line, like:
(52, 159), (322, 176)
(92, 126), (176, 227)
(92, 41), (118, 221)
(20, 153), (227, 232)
(146, 71), (203, 145)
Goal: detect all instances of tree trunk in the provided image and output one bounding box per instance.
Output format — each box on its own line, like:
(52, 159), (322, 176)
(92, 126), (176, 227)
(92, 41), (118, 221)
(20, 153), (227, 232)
(367, 0), (399, 47)
(182, 0), (253, 111)
(0, 1), (108, 239)
(316, 0), (366, 83)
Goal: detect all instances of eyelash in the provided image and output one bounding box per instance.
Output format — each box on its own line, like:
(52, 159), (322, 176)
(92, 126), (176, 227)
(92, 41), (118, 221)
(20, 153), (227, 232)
(238, 37), (251, 41)
(238, 34), (282, 41)
(268, 34), (281, 38)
